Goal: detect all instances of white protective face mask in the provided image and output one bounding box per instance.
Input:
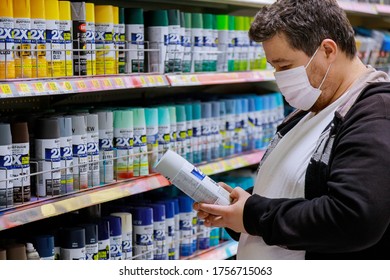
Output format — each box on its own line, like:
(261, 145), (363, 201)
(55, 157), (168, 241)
(274, 48), (332, 111)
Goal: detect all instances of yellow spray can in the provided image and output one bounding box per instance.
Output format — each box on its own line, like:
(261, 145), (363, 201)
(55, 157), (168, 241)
(0, 0), (15, 79)
(13, 0), (32, 78)
(45, 0), (62, 77)
(59, 1), (73, 77)
(113, 6), (119, 74)
(95, 5), (115, 75)
(30, 0), (47, 78)
(86, 3), (95, 76)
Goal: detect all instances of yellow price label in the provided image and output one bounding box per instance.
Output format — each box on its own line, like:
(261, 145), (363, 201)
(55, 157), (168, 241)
(34, 82), (45, 93)
(0, 84), (12, 95)
(156, 76), (164, 85)
(47, 82), (59, 91)
(18, 83), (30, 93)
(181, 75), (188, 83)
(91, 79), (100, 89)
(190, 75), (199, 83)
(63, 81), (73, 91)
(114, 78), (124, 87)
(76, 80), (87, 90)
(103, 79), (112, 88)
(148, 76), (156, 84)
(139, 76), (147, 86)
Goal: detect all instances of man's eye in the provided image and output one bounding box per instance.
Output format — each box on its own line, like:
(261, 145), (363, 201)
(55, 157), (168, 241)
(280, 65), (291, 71)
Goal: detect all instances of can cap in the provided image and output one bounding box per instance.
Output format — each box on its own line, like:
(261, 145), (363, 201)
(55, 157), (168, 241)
(58, 117), (72, 138)
(113, 110), (133, 129)
(192, 102), (201, 120)
(33, 235), (55, 258)
(191, 13), (203, 29)
(179, 195), (193, 213)
(254, 96), (264, 111)
(211, 102), (220, 118)
(145, 10), (168, 27)
(35, 118), (60, 139)
(212, 14), (217, 30)
(248, 96), (255, 112)
(235, 16), (244, 31)
(95, 110), (113, 131)
(228, 15), (235, 31)
(14, 0), (30, 18)
(86, 114), (99, 134)
(79, 224), (98, 245)
(175, 105), (186, 123)
(71, 115), (87, 136)
(0, 0), (13, 17)
(71, 2), (86, 22)
(11, 122), (29, 143)
(184, 104), (193, 121)
(60, 227), (86, 249)
(145, 108), (158, 127)
(201, 102), (212, 119)
(224, 99), (236, 115)
(95, 5), (114, 24)
(145, 203), (165, 222)
(102, 215), (122, 237)
(97, 219), (110, 241)
(45, 0), (59, 21)
(158, 107), (170, 126)
(125, 8), (143, 25)
(129, 206), (153, 226)
(241, 98), (249, 113)
(168, 106), (176, 124)
(180, 12), (185, 28)
(59, 1), (71, 21)
(30, 0), (45, 19)
(216, 15), (228, 30)
(86, 2), (94, 22)
(219, 101), (226, 116)
(110, 212), (132, 234)
(165, 198), (179, 215)
(132, 108), (146, 129)
(235, 98), (243, 114)
(184, 13), (191, 29)
(119, 7), (125, 24)
(168, 9), (180, 26)
(113, 6), (119, 25)
(156, 200), (174, 219)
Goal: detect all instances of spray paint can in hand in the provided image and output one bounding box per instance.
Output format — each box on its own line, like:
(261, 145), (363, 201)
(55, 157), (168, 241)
(0, 124), (13, 209)
(11, 122), (30, 204)
(35, 118), (61, 197)
(71, 2), (87, 76)
(0, 0), (15, 79)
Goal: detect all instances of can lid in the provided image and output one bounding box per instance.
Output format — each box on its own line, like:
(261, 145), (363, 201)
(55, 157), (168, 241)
(60, 227), (86, 249)
(86, 2), (94, 22)
(145, 10), (168, 27)
(168, 9), (180, 26)
(0, 0), (13, 17)
(86, 114), (99, 133)
(211, 102), (220, 118)
(30, 0), (45, 19)
(219, 101), (226, 116)
(59, 1), (71, 21)
(168, 106), (177, 124)
(184, 13), (191, 29)
(165, 198), (179, 215)
(113, 110), (133, 130)
(180, 12), (185, 28)
(14, 0), (30, 18)
(145, 108), (158, 127)
(11, 122), (29, 143)
(248, 96), (255, 112)
(98, 219), (110, 240)
(129, 206), (153, 226)
(254, 96), (264, 111)
(228, 15), (235, 31)
(224, 99), (236, 115)
(184, 104), (193, 121)
(216, 15), (228, 30)
(113, 6), (119, 25)
(191, 13), (203, 29)
(179, 195), (194, 213)
(132, 108), (146, 128)
(158, 107), (170, 126)
(57, 117), (72, 138)
(71, 115), (87, 136)
(203, 13), (212, 29)
(212, 14), (217, 30)
(156, 200), (174, 219)
(95, 5), (114, 24)
(245, 16), (251, 31)
(235, 98), (243, 114)
(102, 216), (122, 237)
(145, 203), (165, 222)
(154, 149), (188, 183)
(263, 95), (271, 110)
(241, 98), (249, 113)
(33, 235), (55, 258)
(125, 8), (143, 25)
(201, 102), (212, 119)
(110, 212), (132, 234)
(71, 2), (86, 22)
(95, 111), (113, 131)
(79, 224), (98, 245)
(35, 118), (60, 139)
(192, 102), (201, 120)
(119, 7), (125, 24)
(235, 16), (244, 31)
(175, 105), (186, 123)
(45, 0), (59, 20)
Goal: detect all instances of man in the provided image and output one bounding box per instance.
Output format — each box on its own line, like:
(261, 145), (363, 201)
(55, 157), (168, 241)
(194, 0), (390, 259)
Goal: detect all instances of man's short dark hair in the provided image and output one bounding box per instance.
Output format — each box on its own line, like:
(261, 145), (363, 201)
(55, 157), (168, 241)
(249, 0), (357, 59)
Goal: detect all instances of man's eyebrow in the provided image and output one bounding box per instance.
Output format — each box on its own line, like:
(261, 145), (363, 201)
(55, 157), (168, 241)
(267, 58), (290, 64)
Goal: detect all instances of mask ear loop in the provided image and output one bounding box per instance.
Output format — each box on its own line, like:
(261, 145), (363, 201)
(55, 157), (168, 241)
(318, 63), (332, 90)
(305, 47), (320, 69)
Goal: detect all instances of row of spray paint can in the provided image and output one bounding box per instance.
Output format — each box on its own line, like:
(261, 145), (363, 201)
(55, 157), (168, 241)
(0, 0), (266, 79)
(0, 191), (225, 260)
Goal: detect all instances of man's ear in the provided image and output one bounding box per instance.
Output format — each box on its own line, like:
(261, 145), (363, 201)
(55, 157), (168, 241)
(321, 39), (338, 63)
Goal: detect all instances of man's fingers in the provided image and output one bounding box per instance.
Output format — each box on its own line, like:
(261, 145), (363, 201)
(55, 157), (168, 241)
(198, 202), (226, 216)
(218, 182), (234, 193)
